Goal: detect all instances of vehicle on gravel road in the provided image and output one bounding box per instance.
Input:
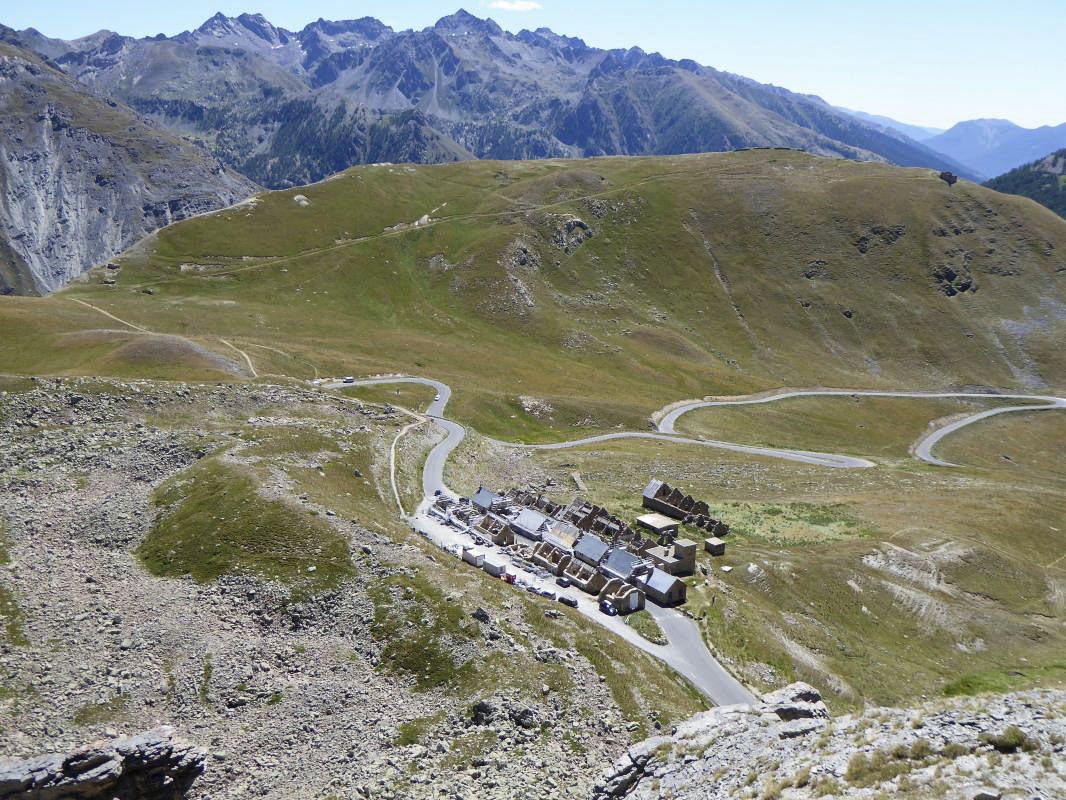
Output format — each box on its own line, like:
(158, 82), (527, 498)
(599, 600), (618, 616)
(559, 596), (578, 608)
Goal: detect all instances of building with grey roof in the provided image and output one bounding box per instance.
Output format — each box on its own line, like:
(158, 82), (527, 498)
(637, 567), (687, 606)
(573, 533), (610, 567)
(471, 486), (501, 513)
(602, 547), (644, 582)
(509, 507), (551, 541)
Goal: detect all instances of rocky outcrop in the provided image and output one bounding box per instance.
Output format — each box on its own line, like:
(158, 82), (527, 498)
(0, 727), (205, 799)
(592, 683), (1066, 799)
(0, 37), (255, 294)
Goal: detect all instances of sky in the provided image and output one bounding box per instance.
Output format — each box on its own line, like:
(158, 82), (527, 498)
(4, 0), (1064, 130)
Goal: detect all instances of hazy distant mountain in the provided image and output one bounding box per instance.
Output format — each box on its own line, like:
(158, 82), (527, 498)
(17, 9), (979, 188)
(835, 107), (944, 141)
(924, 119), (1066, 180)
(985, 149), (1066, 219)
(0, 29), (254, 294)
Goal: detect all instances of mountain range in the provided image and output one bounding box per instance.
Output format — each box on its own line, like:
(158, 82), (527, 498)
(5, 8), (1066, 294)
(10, 9), (977, 190)
(834, 107), (944, 142)
(926, 119), (1066, 180)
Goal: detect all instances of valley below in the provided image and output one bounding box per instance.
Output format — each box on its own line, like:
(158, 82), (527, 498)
(1, 150), (1066, 798)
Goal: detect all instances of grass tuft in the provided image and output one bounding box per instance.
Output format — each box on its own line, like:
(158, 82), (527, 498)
(137, 459), (354, 595)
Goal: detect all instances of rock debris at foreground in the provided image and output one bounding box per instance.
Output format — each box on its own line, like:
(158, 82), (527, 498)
(0, 726), (204, 799)
(594, 682), (1066, 799)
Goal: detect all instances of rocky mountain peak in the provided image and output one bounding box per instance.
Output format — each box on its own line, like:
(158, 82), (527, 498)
(301, 16), (393, 41)
(432, 9), (503, 37)
(236, 12), (290, 46)
(196, 11), (235, 36)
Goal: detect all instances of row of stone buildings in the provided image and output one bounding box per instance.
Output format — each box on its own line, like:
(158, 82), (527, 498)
(451, 486), (700, 612)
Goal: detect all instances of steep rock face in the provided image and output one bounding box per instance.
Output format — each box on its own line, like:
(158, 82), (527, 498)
(0, 726), (205, 799)
(593, 683), (1066, 799)
(0, 38), (256, 294)
(17, 11), (976, 189)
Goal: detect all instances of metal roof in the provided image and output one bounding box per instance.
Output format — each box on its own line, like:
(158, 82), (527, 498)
(603, 547), (642, 580)
(643, 567), (682, 594)
(573, 533), (609, 565)
(471, 486), (499, 510)
(637, 512), (679, 531)
(513, 508), (549, 534)
(544, 521), (580, 550)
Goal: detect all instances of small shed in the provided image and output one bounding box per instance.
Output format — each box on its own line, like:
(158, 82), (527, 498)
(704, 537), (726, 556)
(636, 512), (680, 537)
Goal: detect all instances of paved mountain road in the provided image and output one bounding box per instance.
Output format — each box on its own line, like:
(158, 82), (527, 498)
(656, 389), (1066, 466)
(326, 376), (1065, 706)
(328, 376), (756, 705)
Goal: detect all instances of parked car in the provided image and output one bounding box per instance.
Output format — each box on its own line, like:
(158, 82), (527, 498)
(555, 576), (571, 588)
(599, 600), (618, 617)
(558, 596), (578, 608)
(342, 376), (355, 383)
(539, 588), (557, 600)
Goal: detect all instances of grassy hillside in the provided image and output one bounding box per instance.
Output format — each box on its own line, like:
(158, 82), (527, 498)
(985, 149), (1066, 219)
(1, 150), (1063, 438)
(445, 406), (1066, 710)
(2, 150), (1065, 711)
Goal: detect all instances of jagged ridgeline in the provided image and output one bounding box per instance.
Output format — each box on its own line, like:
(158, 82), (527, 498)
(3, 151), (1065, 431)
(12, 10), (975, 192)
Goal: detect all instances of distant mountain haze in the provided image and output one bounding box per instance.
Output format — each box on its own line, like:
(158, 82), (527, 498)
(924, 119), (1066, 180)
(13, 9), (979, 189)
(834, 107), (944, 142)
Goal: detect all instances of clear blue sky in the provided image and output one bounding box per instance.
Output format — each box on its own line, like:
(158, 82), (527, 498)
(5, 0), (1064, 129)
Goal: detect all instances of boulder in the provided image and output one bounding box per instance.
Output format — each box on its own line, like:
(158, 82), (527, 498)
(470, 699), (496, 725)
(762, 682), (829, 722)
(0, 726), (205, 799)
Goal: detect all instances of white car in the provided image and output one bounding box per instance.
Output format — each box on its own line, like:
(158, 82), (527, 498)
(343, 376), (355, 384)
(434, 393), (441, 401)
